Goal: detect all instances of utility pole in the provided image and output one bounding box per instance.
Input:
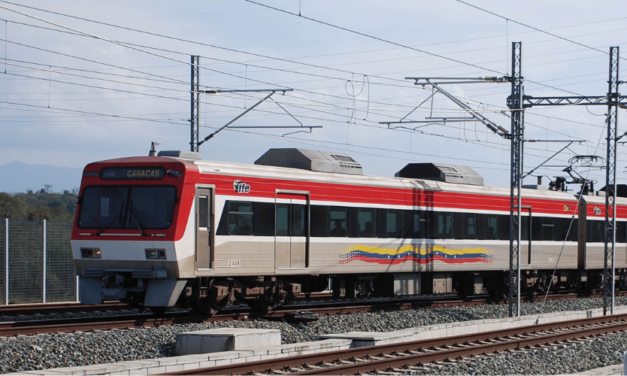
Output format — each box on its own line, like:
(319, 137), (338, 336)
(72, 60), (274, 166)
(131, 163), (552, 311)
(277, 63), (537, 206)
(604, 46), (619, 315)
(190, 55), (200, 152)
(507, 41), (524, 318)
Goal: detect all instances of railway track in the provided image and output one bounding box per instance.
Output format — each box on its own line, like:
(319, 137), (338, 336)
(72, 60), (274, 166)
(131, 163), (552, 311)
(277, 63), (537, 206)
(0, 300), (127, 316)
(0, 292), (621, 337)
(164, 313), (627, 375)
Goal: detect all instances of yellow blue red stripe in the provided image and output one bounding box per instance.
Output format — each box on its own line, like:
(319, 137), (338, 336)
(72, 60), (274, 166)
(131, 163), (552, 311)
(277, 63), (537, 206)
(339, 245), (493, 265)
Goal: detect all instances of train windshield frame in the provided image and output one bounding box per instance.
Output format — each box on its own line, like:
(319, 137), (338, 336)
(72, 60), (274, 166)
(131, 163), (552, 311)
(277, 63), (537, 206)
(78, 185), (177, 230)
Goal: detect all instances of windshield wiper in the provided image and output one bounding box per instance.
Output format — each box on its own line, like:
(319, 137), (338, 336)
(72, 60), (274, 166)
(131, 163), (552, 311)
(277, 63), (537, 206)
(96, 205), (125, 236)
(129, 202), (147, 237)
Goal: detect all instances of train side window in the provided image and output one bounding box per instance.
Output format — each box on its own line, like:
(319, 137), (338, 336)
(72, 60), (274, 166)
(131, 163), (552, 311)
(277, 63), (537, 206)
(216, 202), (229, 235)
(406, 211), (429, 239)
(587, 220), (603, 243)
(228, 201), (253, 235)
(276, 204), (289, 236)
(541, 217), (555, 241)
(454, 213), (477, 239)
(350, 208), (376, 238)
(434, 212), (453, 239)
(292, 204), (306, 237)
(521, 215), (529, 241)
(554, 217), (575, 242)
(254, 202), (274, 236)
(568, 218), (578, 241)
(386, 210), (404, 238)
(329, 207), (348, 237)
(377, 210), (387, 238)
(617, 221), (627, 243)
(487, 215), (499, 240)
(311, 205), (329, 237)
(531, 217), (554, 241)
(498, 215), (509, 241)
(478, 214), (498, 240)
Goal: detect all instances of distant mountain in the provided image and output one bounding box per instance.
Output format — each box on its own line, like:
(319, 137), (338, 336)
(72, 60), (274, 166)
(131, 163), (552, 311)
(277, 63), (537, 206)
(0, 161), (83, 194)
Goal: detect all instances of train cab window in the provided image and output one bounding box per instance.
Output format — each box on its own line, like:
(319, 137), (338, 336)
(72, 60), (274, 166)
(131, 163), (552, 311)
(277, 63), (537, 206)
(406, 211), (429, 239)
(276, 204), (289, 236)
(78, 186), (176, 229)
(617, 221), (627, 243)
(329, 207), (348, 237)
(292, 204), (307, 237)
(254, 202), (274, 236)
(350, 208), (376, 237)
(587, 220), (603, 243)
(311, 206), (329, 237)
(433, 212), (454, 239)
(454, 213), (477, 239)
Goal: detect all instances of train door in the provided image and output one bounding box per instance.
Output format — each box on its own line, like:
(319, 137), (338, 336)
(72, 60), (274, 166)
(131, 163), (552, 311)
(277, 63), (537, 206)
(275, 191), (309, 269)
(195, 186), (214, 270)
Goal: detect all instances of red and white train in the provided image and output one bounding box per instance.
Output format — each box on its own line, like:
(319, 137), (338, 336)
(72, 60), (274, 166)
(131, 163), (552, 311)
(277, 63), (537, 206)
(71, 148), (627, 313)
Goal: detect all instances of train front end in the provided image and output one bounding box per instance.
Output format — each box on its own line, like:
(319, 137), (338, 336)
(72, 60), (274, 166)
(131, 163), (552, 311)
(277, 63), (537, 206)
(71, 155), (197, 309)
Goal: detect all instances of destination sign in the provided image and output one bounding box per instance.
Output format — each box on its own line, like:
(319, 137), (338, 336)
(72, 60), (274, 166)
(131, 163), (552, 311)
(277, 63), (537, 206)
(101, 167), (165, 180)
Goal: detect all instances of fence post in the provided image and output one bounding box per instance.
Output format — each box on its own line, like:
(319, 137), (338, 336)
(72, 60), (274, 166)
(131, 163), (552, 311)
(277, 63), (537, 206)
(42, 219), (47, 304)
(4, 218), (8, 305)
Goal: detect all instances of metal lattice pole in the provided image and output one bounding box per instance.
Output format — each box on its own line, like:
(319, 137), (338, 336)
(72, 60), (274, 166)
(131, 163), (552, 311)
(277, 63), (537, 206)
(190, 55), (201, 152)
(603, 46), (619, 316)
(508, 42), (523, 317)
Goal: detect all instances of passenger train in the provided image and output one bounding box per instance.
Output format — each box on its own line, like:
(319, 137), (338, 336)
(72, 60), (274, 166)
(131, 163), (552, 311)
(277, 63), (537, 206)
(71, 148), (627, 313)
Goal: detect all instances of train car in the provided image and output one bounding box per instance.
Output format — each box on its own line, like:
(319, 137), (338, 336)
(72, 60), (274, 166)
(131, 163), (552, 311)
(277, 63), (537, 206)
(71, 148), (627, 313)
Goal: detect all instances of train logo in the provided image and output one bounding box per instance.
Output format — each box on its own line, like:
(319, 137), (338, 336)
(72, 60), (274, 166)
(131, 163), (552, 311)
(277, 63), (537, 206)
(233, 180), (251, 194)
(339, 245), (493, 265)
(594, 207), (602, 216)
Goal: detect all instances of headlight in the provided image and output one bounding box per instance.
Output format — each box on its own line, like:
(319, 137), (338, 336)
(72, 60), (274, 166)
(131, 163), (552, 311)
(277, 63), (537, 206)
(81, 248), (101, 258)
(145, 249), (166, 260)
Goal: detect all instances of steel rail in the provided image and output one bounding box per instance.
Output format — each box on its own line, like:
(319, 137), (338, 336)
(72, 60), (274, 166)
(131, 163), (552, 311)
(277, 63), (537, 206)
(0, 301), (127, 315)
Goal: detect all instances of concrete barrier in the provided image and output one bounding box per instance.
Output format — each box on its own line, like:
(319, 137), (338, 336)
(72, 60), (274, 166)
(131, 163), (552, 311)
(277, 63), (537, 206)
(176, 328), (281, 355)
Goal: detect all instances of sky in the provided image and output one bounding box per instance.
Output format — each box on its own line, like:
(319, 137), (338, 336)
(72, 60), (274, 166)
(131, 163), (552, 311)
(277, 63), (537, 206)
(1, 0), (626, 191)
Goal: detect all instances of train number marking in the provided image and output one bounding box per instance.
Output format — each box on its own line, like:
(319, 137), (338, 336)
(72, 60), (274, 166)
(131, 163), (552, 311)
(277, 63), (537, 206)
(233, 180), (251, 194)
(227, 260), (241, 267)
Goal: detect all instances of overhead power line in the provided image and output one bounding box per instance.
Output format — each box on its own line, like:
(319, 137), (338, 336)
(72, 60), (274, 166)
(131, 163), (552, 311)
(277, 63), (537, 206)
(457, 0), (620, 60)
(0, 0), (589, 97)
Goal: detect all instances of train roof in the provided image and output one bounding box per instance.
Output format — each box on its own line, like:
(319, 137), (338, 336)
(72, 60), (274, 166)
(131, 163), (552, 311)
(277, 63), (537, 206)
(190, 158), (583, 203)
(90, 150), (626, 205)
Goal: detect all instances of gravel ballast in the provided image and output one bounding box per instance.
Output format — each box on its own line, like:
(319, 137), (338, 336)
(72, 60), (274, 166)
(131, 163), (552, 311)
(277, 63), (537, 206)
(1, 296), (626, 374)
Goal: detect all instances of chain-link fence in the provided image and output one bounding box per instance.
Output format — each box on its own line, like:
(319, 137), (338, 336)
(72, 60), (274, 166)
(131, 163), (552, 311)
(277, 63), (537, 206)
(2, 219), (76, 305)
(1, 220), (5, 305)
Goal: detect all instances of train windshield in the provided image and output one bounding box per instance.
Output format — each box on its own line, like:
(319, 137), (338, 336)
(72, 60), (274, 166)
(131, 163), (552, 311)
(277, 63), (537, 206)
(78, 186), (176, 230)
